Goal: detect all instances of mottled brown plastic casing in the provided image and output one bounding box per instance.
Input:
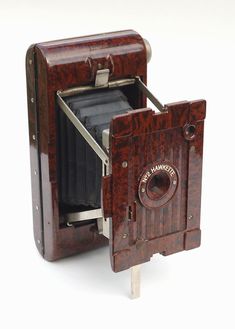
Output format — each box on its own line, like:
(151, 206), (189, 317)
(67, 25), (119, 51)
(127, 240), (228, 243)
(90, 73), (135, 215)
(103, 101), (206, 272)
(26, 30), (147, 261)
(26, 30), (206, 272)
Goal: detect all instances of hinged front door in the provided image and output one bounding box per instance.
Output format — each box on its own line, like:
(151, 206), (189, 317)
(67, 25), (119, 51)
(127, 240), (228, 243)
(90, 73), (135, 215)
(104, 100), (206, 272)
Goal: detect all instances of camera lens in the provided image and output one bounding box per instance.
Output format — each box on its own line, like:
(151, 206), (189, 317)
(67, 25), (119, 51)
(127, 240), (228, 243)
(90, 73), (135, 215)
(147, 172), (171, 200)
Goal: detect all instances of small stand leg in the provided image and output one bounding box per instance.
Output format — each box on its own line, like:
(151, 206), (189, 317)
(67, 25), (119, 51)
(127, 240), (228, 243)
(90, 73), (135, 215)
(131, 265), (141, 299)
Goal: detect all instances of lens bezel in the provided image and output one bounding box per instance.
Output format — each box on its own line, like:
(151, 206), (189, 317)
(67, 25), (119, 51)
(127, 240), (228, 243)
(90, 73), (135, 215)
(138, 162), (178, 209)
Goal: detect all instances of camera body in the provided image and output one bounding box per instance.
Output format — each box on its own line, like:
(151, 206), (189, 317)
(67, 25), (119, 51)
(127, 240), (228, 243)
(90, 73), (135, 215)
(26, 30), (206, 279)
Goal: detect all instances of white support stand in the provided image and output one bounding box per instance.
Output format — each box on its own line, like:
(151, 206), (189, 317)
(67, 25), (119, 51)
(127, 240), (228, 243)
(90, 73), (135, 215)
(131, 265), (141, 299)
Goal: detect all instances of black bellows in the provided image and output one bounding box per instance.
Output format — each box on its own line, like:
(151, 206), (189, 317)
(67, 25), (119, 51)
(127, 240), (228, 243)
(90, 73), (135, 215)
(57, 89), (132, 208)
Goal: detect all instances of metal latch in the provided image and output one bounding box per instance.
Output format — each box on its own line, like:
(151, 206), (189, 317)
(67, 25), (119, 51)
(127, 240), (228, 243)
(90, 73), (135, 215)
(95, 68), (110, 87)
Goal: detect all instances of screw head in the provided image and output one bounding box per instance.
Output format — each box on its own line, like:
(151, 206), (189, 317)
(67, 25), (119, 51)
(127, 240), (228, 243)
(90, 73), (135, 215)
(122, 161), (128, 168)
(32, 134), (36, 140)
(122, 233), (128, 239)
(37, 239), (41, 244)
(188, 215), (193, 220)
(29, 59), (33, 65)
(173, 180), (177, 185)
(141, 187), (145, 193)
(35, 205), (39, 211)
(31, 97), (34, 103)
(34, 170), (37, 175)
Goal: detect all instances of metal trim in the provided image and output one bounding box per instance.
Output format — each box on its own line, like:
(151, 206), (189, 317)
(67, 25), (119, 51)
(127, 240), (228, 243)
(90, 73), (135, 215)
(26, 45), (45, 254)
(95, 68), (110, 87)
(143, 38), (152, 63)
(58, 77), (164, 112)
(59, 78), (136, 97)
(135, 77), (164, 112)
(66, 209), (103, 223)
(131, 265), (141, 299)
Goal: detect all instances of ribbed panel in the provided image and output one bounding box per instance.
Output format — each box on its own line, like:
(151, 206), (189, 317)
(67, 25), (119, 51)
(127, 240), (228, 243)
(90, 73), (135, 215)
(133, 127), (188, 240)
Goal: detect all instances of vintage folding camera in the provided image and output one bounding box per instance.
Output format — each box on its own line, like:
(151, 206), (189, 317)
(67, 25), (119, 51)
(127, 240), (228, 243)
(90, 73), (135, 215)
(26, 30), (206, 298)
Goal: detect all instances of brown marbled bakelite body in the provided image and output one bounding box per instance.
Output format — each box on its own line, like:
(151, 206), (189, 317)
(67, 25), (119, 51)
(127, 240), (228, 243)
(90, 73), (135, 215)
(26, 30), (206, 272)
(105, 100), (206, 272)
(26, 30), (147, 261)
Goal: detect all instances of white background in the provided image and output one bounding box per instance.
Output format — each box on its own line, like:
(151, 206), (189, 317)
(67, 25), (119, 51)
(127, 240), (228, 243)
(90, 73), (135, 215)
(0, 0), (234, 328)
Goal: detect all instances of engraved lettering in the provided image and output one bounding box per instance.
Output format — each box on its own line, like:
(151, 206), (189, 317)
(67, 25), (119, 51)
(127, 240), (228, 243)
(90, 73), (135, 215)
(142, 171), (151, 183)
(141, 163), (176, 184)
